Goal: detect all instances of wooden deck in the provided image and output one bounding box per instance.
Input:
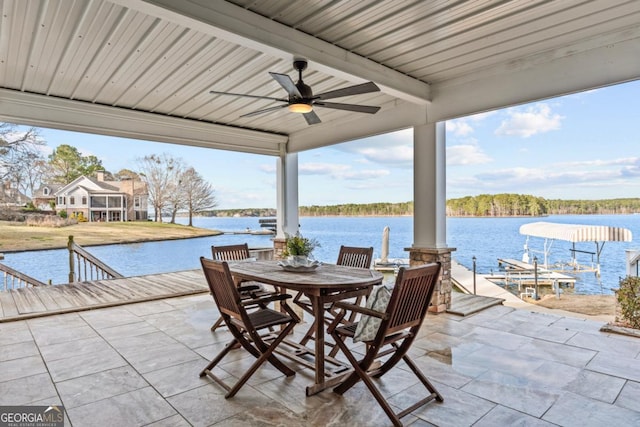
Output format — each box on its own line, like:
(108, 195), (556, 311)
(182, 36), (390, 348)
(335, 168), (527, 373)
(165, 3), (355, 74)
(0, 269), (207, 322)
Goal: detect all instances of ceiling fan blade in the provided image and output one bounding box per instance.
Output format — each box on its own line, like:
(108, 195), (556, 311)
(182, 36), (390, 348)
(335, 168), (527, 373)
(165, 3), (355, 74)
(313, 81), (380, 100)
(240, 104), (289, 118)
(269, 72), (302, 98)
(303, 110), (322, 125)
(313, 101), (380, 114)
(209, 90), (287, 102)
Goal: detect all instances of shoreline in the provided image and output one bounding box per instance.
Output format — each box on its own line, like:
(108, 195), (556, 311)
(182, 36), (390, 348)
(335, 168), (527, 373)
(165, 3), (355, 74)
(0, 221), (221, 253)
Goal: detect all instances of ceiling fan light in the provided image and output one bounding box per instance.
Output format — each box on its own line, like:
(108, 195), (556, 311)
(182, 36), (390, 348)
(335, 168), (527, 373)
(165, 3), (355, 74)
(288, 103), (313, 113)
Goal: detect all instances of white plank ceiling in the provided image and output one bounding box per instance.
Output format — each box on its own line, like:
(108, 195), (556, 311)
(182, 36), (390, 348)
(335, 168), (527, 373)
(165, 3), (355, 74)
(0, 0), (638, 155)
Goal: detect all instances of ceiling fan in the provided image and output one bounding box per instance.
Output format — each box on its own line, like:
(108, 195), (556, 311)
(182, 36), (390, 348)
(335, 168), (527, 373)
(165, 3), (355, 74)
(209, 59), (381, 125)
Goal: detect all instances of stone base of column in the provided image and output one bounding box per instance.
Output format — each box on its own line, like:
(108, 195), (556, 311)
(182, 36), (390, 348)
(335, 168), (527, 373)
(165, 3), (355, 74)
(273, 238), (287, 260)
(405, 246), (456, 313)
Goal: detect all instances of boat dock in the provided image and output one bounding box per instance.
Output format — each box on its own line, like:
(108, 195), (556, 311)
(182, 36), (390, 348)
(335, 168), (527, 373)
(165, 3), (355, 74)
(491, 258), (577, 293)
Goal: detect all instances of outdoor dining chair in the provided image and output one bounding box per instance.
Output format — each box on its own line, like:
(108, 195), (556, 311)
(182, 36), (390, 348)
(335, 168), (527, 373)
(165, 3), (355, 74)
(296, 245), (373, 349)
(210, 243), (278, 331)
(327, 262), (443, 427)
(199, 257), (300, 398)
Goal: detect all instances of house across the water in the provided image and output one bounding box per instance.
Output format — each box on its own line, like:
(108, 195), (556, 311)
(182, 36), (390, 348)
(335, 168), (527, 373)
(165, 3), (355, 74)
(34, 171), (148, 222)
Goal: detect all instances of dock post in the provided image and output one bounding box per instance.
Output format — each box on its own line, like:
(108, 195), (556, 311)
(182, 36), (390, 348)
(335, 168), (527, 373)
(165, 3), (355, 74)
(534, 256), (539, 300)
(472, 256), (477, 295)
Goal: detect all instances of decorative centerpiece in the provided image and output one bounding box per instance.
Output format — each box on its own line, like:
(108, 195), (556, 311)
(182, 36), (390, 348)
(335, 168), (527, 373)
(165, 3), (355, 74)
(279, 232), (321, 271)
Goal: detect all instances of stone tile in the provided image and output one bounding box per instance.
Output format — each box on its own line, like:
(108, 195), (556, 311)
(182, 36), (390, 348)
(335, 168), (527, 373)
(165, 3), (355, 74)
(567, 332), (640, 357)
(39, 336), (112, 363)
(27, 312), (85, 329)
(461, 370), (560, 418)
(56, 366), (147, 409)
(123, 300), (176, 316)
(413, 331), (485, 359)
(47, 347), (127, 382)
(587, 352), (640, 382)
(543, 391), (640, 426)
(616, 380), (640, 411)
(461, 325), (533, 351)
(564, 370), (626, 403)
(167, 384), (271, 426)
(552, 317), (608, 335)
(412, 352), (476, 389)
(0, 340), (39, 362)
(145, 414), (191, 427)
(461, 305), (516, 326)
(0, 321), (33, 346)
(80, 307), (142, 329)
(107, 331), (178, 355)
(525, 360), (583, 390)
(123, 342), (202, 374)
(29, 324), (98, 346)
(401, 380), (495, 426)
(143, 358), (217, 397)
(517, 337), (597, 368)
(516, 321), (579, 344)
(458, 345), (546, 378)
(97, 320), (159, 340)
(0, 373), (58, 405)
(475, 404), (556, 426)
(67, 386), (176, 427)
(0, 355), (47, 383)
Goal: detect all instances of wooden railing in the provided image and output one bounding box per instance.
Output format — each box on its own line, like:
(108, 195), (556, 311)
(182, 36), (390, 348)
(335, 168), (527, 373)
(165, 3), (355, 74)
(0, 262), (48, 290)
(68, 235), (124, 282)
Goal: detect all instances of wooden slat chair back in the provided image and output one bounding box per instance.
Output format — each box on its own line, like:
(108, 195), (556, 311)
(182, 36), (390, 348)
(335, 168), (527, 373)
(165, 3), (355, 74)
(211, 243), (252, 261)
(209, 243), (277, 331)
(336, 245), (374, 269)
(296, 245), (374, 349)
(199, 257), (300, 398)
(328, 262), (443, 427)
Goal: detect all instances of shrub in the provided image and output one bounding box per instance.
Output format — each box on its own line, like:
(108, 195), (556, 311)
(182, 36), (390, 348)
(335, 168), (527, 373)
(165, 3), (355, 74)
(59, 210), (67, 219)
(616, 276), (640, 329)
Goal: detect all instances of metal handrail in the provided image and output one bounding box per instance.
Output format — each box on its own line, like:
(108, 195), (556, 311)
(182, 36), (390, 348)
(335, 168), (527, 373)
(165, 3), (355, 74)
(67, 235), (124, 282)
(0, 262), (48, 290)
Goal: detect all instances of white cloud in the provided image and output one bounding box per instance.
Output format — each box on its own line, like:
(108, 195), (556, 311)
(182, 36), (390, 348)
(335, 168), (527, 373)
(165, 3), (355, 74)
(336, 169), (390, 180)
(447, 120), (474, 136)
(299, 163), (350, 176)
(330, 129), (413, 167)
(495, 103), (563, 138)
(447, 144), (492, 166)
(358, 145), (412, 167)
(299, 162), (390, 181)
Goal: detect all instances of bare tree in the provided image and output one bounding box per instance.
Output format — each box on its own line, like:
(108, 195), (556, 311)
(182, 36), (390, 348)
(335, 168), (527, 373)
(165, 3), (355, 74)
(0, 124), (46, 196)
(181, 167), (217, 226)
(137, 153), (184, 222)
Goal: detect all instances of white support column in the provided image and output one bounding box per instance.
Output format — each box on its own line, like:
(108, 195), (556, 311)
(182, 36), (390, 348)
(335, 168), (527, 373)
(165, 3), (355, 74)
(413, 122), (447, 248)
(275, 151), (300, 258)
(408, 122), (455, 313)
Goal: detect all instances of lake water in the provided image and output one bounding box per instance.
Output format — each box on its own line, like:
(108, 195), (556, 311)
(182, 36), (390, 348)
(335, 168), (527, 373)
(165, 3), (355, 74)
(3, 214), (639, 295)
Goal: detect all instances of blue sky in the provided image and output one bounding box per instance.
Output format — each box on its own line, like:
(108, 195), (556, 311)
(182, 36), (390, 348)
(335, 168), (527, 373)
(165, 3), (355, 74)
(33, 79), (639, 209)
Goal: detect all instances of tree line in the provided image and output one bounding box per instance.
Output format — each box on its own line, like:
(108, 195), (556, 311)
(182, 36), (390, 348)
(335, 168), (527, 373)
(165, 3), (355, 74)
(212, 196), (640, 217)
(0, 124), (217, 226)
(446, 194), (640, 216)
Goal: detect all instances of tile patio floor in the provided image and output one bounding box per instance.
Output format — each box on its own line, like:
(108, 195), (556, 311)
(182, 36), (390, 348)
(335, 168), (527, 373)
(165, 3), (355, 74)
(1, 293), (639, 426)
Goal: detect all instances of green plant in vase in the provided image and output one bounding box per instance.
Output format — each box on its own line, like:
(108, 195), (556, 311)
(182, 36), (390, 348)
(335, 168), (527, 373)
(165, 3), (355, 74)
(283, 232), (320, 265)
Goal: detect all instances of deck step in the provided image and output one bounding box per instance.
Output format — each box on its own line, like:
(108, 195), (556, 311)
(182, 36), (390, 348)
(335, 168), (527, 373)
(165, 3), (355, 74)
(448, 292), (504, 316)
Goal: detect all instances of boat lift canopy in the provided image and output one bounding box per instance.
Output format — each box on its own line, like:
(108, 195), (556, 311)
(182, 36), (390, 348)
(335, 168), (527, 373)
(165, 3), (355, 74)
(519, 222), (632, 275)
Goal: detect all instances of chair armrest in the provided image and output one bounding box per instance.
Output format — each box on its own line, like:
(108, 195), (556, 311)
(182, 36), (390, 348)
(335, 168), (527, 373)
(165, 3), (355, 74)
(241, 293), (292, 307)
(238, 284), (261, 293)
(332, 301), (388, 319)
(328, 301), (388, 333)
